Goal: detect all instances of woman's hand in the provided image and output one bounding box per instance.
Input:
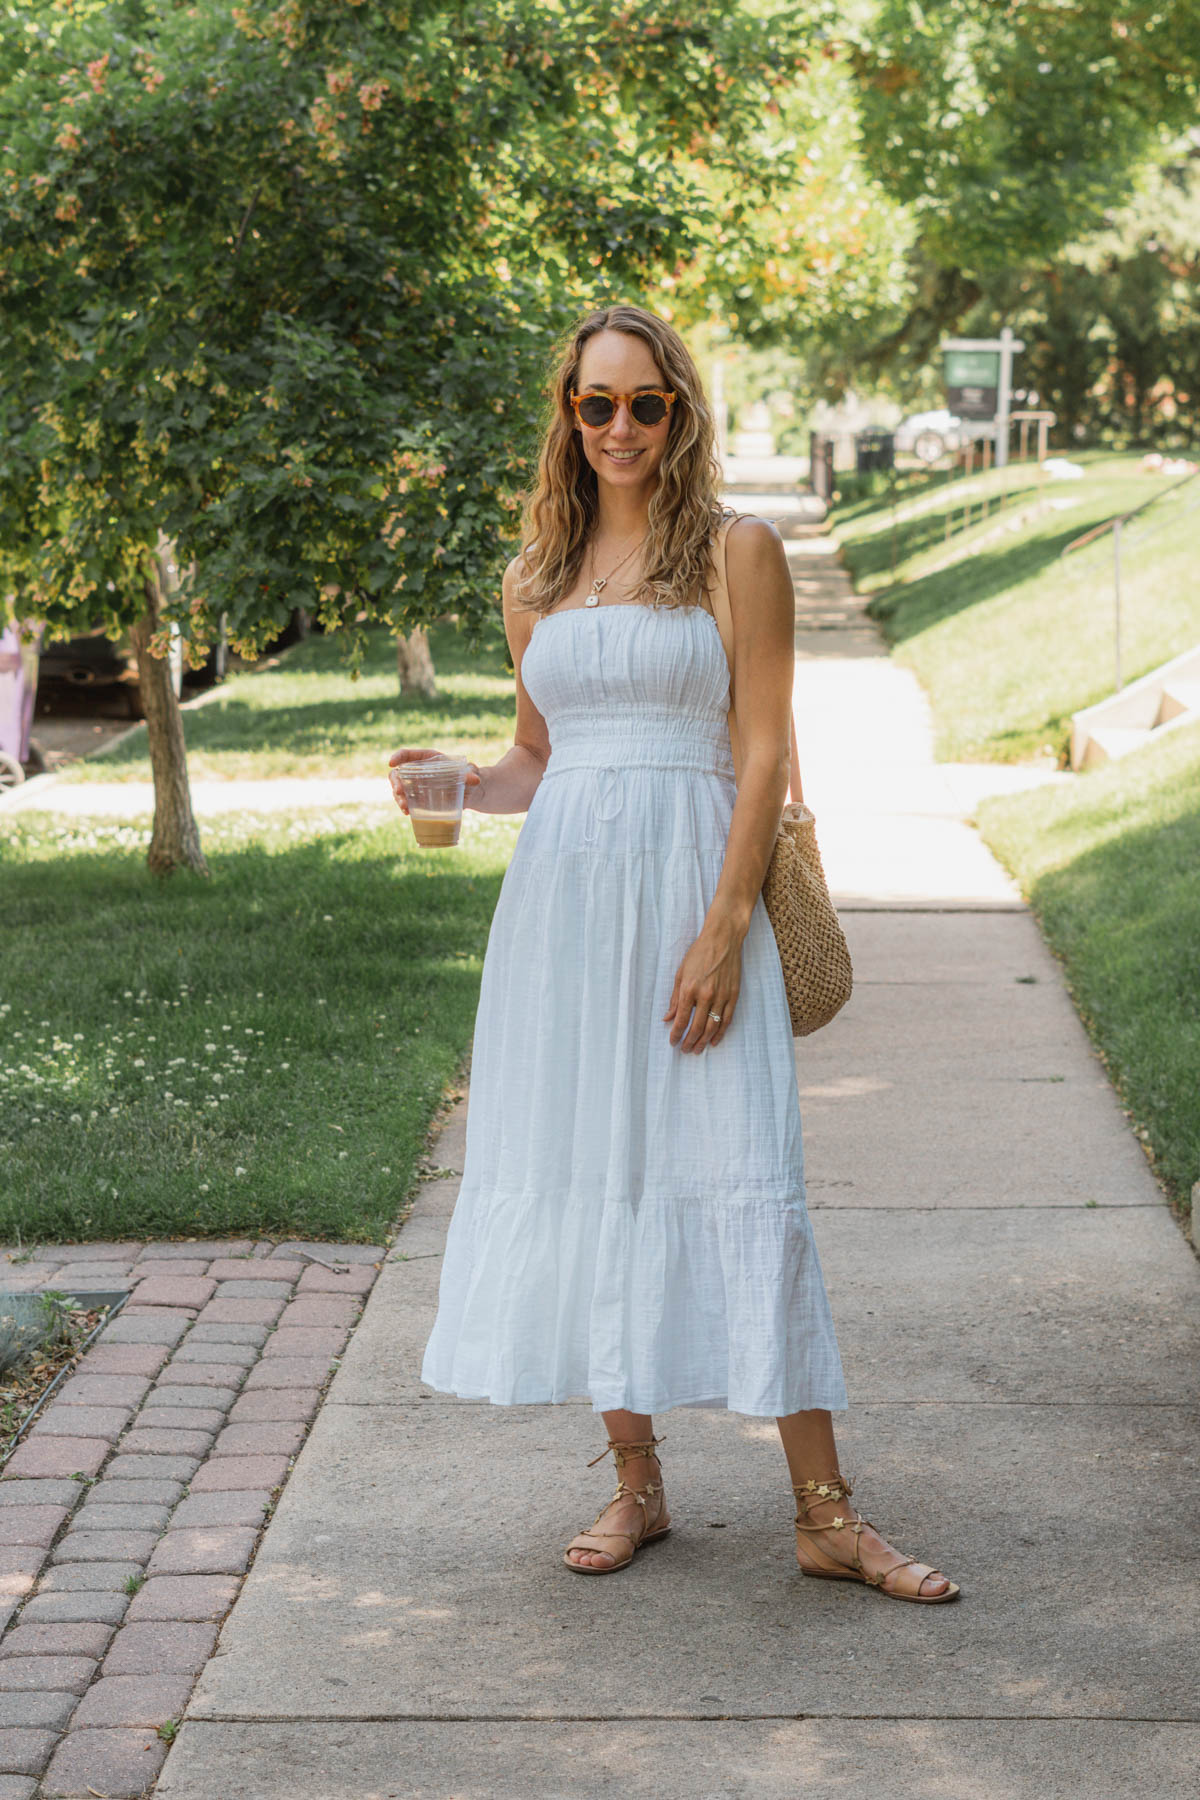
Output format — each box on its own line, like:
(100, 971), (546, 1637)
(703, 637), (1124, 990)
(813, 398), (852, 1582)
(387, 748), (483, 816)
(662, 916), (745, 1053)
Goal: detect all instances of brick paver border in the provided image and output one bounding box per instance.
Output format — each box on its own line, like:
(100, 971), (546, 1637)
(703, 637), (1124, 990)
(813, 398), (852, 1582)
(0, 1238), (384, 1798)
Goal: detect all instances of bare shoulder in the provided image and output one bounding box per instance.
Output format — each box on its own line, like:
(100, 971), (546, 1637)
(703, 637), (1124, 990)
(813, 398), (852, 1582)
(502, 551), (538, 630)
(724, 515), (790, 624)
(502, 550), (532, 596)
(724, 513), (786, 578)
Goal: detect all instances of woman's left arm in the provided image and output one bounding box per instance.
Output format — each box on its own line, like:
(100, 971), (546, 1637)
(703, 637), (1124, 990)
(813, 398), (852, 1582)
(663, 516), (794, 1053)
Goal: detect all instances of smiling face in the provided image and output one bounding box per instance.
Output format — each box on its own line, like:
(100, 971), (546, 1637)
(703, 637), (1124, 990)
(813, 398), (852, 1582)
(571, 328), (673, 497)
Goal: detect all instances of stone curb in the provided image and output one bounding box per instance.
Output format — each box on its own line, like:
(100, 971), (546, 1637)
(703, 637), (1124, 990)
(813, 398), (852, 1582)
(0, 1237), (385, 1797)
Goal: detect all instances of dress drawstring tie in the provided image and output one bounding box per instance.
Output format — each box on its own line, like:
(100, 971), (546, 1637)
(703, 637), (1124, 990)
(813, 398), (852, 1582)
(581, 766), (626, 844)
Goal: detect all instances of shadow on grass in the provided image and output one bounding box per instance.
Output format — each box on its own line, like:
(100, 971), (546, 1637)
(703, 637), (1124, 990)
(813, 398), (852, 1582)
(91, 616), (515, 773)
(176, 685), (515, 767)
(831, 464), (991, 536)
(984, 784), (1200, 1206)
(0, 823), (508, 1243)
(859, 519), (1109, 646)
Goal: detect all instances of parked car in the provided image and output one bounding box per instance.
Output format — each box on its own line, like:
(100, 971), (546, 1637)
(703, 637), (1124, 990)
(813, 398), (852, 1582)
(38, 623), (186, 719)
(893, 409), (966, 464)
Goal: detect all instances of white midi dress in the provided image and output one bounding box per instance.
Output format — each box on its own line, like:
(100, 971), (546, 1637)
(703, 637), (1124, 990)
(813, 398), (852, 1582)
(420, 595), (848, 1417)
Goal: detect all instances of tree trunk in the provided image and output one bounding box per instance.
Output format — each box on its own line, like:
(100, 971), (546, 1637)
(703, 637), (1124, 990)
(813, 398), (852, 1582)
(396, 625), (438, 697)
(131, 541), (209, 877)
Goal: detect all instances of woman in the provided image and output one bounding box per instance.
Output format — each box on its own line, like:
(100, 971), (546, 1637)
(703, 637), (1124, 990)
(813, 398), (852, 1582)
(390, 304), (958, 1601)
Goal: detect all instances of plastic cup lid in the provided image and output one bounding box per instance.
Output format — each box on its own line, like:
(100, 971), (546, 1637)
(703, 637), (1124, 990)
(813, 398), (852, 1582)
(391, 755), (470, 778)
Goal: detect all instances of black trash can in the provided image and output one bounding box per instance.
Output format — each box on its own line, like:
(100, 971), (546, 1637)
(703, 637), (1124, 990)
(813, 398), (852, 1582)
(855, 428), (895, 473)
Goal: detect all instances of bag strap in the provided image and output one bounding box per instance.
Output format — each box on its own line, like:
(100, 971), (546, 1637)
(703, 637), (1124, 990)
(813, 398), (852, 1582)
(708, 513), (804, 804)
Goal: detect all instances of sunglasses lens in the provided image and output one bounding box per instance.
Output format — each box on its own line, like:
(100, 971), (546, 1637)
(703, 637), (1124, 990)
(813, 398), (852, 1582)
(577, 395), (616, 427)
(631, 394), (669, 425)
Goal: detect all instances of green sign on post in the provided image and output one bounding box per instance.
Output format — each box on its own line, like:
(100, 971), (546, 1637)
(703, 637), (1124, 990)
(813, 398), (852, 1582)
(944, 347), (1001, 421)
(941, 330), (1024, 465)
(944, 349), (1000, 389)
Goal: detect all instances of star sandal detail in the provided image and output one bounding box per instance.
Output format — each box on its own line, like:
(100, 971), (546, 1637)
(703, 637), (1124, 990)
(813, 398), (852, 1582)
(792, 1474), (960, 1603)
(563, 1436), (671, 1575)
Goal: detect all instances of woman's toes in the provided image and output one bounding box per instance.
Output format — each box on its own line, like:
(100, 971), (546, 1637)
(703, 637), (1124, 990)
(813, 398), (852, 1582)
(568, 1547), (612, 1568)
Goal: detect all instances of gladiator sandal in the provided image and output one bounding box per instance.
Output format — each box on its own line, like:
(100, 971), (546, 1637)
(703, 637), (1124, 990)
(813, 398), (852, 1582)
(563, 1436), (671, 1575)
(792, 1474), (960, 1604)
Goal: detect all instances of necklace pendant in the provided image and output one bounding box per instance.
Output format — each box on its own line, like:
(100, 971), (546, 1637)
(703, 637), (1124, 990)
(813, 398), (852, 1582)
(584, 589), (600, 607)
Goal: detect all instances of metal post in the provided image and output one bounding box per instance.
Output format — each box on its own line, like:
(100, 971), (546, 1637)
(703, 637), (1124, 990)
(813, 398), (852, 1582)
(982, 435), (991, 517)
(995, 326), (1015, 469)
(1113, 519), (1123, 692)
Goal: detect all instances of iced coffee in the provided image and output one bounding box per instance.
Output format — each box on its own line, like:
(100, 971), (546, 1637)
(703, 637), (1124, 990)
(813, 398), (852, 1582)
(389, 755), (470, 847)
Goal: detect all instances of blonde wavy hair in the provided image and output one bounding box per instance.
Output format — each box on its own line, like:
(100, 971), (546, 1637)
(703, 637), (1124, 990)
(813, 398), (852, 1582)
(516, 304), (728, 617)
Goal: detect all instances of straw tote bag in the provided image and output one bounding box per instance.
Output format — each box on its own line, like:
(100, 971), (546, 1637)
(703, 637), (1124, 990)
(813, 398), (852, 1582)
(707, 516), (853, 1037)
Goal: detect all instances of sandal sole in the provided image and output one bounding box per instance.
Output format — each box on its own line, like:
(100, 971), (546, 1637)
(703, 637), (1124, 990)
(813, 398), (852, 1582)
(562, 1523), (671, 1575)
(800, 1567), (960, 1603)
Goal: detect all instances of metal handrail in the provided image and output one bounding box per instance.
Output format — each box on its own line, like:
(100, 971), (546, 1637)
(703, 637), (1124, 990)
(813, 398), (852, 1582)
(1057, 462), (1199, 693)
(1061, 465), (1199, 557)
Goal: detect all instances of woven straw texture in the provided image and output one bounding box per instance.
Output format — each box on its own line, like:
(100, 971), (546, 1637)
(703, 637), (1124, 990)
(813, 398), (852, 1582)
(763, 802), (854, 1036)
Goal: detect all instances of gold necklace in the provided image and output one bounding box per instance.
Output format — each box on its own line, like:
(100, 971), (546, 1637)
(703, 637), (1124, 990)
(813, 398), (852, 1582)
(585, 533), (645, 607)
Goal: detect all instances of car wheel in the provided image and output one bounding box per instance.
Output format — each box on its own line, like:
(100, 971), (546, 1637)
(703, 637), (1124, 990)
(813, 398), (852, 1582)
(0, 751), (25, 790)
(913, 430), (946, 464)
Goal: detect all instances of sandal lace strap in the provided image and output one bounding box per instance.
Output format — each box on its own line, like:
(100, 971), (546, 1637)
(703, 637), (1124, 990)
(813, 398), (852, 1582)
(791, 1473), (854, 1508)
(587, 1435), (666, 1470)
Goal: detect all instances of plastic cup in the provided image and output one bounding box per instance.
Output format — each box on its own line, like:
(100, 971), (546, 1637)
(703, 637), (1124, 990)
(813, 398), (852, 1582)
(389, 755), (470, 847)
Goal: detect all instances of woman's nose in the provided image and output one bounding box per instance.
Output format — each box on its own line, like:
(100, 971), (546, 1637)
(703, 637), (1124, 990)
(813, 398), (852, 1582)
(608, 401), (638, 438)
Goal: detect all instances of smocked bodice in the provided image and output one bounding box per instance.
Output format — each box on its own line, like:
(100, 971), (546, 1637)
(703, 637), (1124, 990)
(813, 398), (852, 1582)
(520, 602), (735, 780)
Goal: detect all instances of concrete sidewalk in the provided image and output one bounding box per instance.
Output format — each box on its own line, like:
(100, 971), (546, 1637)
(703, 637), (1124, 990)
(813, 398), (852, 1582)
(154, 538), (1200, 1798)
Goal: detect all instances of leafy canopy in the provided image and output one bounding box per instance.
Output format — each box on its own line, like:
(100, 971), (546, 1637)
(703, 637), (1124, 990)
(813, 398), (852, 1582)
(0, 0), (810, 657)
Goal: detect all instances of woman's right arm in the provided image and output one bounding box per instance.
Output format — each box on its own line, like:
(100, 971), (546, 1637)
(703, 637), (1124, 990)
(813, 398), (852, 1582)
(466, 556), (551, 816)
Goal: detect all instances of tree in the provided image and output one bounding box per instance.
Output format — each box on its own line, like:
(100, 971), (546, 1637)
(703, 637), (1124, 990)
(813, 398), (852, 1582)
(956, 139), (1200, 445)
(0, 0), (812, 871)
(669, 28), (915, 376)
(836, 0), (1200, 388)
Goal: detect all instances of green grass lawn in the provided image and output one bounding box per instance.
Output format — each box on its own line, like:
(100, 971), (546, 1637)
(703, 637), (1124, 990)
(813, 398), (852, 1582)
(0, 805), (521, 1244)
(2, 611), (525, 1244)
(836, 453), (1200, 762)
(978, 722), (1200, 1211)
(59, 614), (517, 783)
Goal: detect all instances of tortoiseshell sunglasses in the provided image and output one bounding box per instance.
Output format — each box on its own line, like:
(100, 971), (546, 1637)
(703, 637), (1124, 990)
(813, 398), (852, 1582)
(569, 388), (677, 429)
